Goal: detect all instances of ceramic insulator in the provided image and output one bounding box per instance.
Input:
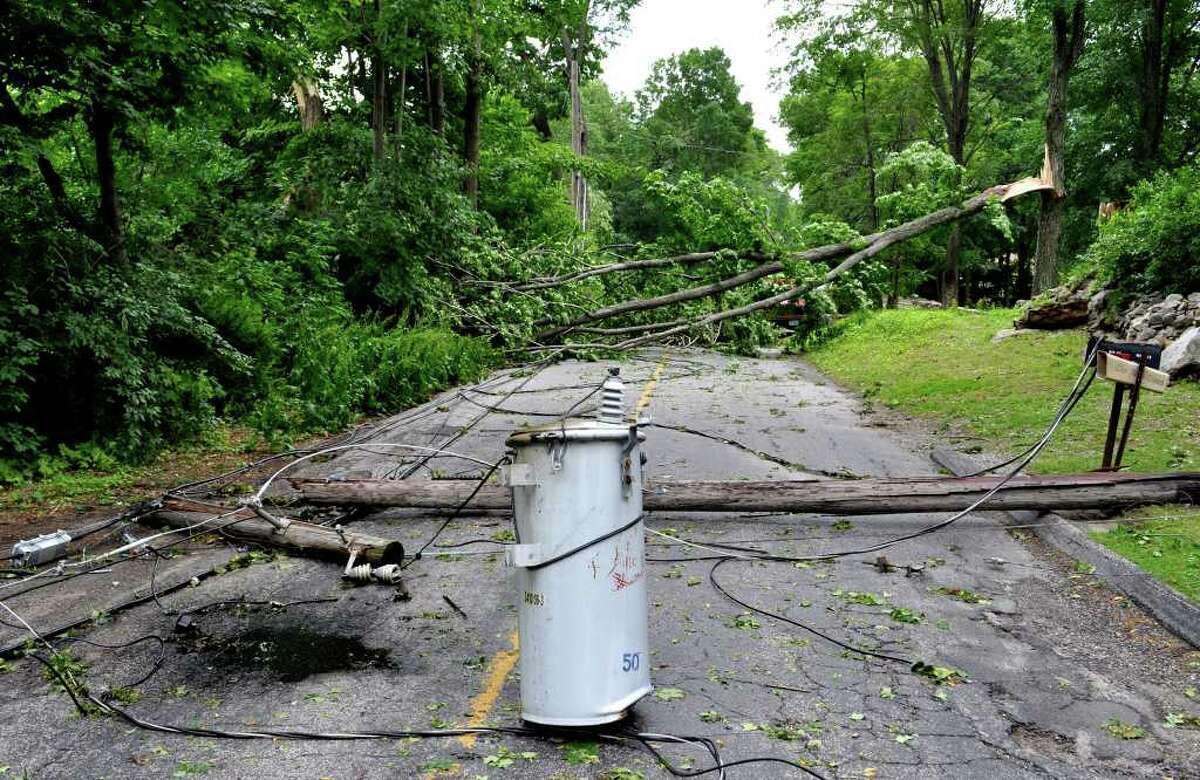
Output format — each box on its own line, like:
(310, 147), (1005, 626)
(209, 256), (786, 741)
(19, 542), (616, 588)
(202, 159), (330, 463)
(598, 369), (625, 425)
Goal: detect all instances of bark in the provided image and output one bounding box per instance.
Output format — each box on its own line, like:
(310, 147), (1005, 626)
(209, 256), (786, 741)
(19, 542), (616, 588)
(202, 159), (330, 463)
(369, 0), (388, 162)
(291, 80), (325, 131)
(503, 250), (770, 292)
(1033, 0), (1086, 294)
(463, 0), (483, 205)
(943, 223), (961, 305)
(427, 48), (445, 134)
(153, 498), (405, 564)
(534, 247), (840, 341)
(909, 0), (985, 305)
(605, 182), (1016, 350)
(88, 98), (126, 265)
(1138, 0), (1169, 166)
(1015, 222), (1032, 301)
(393, 21), (409, 145)
(291, 472), (1200, 516)
(861, 74), (879, 231)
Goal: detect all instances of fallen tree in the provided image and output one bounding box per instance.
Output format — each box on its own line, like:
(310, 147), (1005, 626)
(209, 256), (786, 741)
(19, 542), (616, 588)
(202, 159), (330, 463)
(290, 470), (1200, 516)
(527, 178), (1049, 349)
(501, 250), (771, 293)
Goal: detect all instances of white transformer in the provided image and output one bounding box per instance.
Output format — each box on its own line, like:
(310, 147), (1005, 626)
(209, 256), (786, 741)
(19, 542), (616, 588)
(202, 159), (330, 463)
(504, 369), (651, 726)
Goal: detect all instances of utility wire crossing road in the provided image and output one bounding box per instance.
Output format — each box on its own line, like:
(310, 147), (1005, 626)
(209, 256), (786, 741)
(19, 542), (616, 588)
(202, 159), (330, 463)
(1, 350), (1197, 779)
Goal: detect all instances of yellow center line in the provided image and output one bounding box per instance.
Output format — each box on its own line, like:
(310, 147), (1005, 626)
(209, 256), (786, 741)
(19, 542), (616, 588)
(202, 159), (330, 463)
(632, 351), (669, 420)
(459, 629), (520, 748)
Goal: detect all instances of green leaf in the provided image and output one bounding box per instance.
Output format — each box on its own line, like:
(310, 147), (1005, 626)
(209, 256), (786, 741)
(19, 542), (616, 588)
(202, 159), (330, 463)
(560, 741), (599, 764)
(654, 687), (686, 702)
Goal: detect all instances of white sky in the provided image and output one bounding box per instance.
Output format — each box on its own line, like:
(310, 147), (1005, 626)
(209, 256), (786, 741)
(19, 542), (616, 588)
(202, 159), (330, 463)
(600, 0), (793, 152)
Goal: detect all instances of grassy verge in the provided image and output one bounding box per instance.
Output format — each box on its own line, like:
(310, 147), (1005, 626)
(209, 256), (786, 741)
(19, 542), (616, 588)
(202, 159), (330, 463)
(0, 426), (322, 535)
(1089, 505), (1200, 603)
(806, 308), (1199, 475)
(807, 307), (1200, 601)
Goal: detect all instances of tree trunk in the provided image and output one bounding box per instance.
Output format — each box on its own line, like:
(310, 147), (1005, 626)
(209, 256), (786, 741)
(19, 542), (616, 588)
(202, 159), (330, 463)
(154, 498), (405, 565)
(566, 42), (588, 228)
(463, 0), (482, 206)
(393, 21), (409, 147)
(371, 0), (387, 163)
(1015, 222), (1032, 300)
(427, 48), (445, 134)
(291, 80), (324, 131)
(88, 99), (125, 265)
(534, 179), (1035, 343)
(943, 223), (961, 306)
(889, 256), (901, 308)
(861, 74), (878, 231)
(1033, 0), (1085, 294)
(1138, 0), (1168, 167)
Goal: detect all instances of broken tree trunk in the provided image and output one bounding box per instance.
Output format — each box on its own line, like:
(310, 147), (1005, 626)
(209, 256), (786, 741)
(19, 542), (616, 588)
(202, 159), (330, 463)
(533, 179), (1047, 346)
(495, 251), (770, 293)
(290, 472), (1200, 516)
(150, 497), (405, 564)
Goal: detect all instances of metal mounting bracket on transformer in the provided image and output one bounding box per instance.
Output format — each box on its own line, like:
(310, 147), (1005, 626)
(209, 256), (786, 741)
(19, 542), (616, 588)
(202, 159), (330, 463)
(1086, 338), (1170, 471)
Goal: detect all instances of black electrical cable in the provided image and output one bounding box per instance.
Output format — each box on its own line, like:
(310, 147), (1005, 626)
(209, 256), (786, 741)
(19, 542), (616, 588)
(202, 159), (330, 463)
(627, 730), (829, 779)
(644, 354), (1101, 668)
(54, 633), (169, 689)
(650, 363), (1099, 568)
(961, 344), (1101, 477)
(433, 538), (512, 549)
(33, 652), (823, 778)
(708, 557), (912, 665)
(385, 361), (550, 480)
(526, 515), (644, 571)
(403, 457), (509, 567)
(456, 390), (599, 418)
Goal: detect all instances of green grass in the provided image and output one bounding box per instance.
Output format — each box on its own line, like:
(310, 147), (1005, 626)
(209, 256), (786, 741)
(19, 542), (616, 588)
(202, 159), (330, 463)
(1089, 505), (1200, 602)
(808, 307), (1200, 601)
(807, 308), (1199, 475)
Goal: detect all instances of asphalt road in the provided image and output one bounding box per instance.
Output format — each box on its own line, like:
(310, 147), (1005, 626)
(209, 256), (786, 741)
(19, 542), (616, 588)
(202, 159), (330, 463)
(2, 349), (1198, 779)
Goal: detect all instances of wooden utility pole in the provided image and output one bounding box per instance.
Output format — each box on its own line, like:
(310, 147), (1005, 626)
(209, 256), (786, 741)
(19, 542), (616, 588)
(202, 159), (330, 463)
(463, 0), (483, 206)
(564, 13), (589, 229)
(291, 472), (1200, 516)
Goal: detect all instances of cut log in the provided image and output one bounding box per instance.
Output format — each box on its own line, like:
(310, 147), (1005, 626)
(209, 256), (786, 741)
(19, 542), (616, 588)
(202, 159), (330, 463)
(290, 472), (1200, 516)
(151, 497), (405, 564)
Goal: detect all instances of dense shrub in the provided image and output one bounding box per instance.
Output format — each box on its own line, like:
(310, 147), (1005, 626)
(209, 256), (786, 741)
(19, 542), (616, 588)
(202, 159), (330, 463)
(1078, 164), (1200, 295)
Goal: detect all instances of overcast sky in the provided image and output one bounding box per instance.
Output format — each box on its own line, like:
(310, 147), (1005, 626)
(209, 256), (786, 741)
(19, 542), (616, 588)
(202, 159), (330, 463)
(600, 0), (794, 152)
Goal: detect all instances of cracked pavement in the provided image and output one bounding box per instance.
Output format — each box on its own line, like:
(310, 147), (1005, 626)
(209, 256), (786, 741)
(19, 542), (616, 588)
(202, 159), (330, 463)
(1, 349), (1198, 778)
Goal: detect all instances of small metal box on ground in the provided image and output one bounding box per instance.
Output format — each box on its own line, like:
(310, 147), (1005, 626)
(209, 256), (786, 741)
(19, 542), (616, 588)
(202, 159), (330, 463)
(504, 372), (651, 726)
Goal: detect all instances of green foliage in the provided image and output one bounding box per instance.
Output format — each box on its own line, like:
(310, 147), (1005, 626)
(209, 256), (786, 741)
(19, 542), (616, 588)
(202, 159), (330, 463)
(637, 47), (763, 180)
(643, 170), (777, 252)
(1078, 164), (1200, 294)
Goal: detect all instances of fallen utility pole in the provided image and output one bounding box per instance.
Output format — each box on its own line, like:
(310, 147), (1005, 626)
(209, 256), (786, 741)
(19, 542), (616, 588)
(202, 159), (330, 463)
(290, 471), (1200, 516)
(150, 497), (405, 564)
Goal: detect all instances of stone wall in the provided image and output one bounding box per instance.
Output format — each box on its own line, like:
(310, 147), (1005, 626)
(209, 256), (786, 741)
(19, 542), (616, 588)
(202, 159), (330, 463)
(1089, 290), (1200, 377)
(1109, 292), (1200, 345)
